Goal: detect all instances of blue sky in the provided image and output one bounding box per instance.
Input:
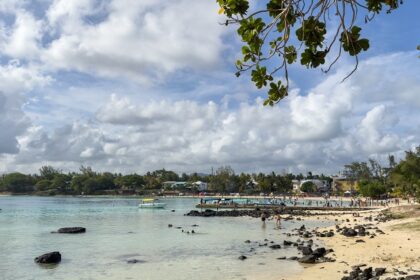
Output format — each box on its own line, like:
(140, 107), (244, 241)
(0, 0), (419, 175)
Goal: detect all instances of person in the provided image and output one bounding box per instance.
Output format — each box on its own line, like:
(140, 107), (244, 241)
(274, 214), (281, 228)
(261, 212), (268, 223)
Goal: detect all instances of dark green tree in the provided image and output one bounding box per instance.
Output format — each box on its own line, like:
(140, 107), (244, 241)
(2, 172), (34, 193)
(300, 181), (317, 193)
(39, 166), (61, 180)
(391, 146), (420, 200)
(358, 180), (387, 198)
(209, 166), (237, 193)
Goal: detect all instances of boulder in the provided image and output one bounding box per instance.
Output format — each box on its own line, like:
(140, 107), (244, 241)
(269, 244), (281, 250)
(342, 228), (357, 237)
(34, 252), (61, 264)
(301, 246), (313, 256)
(238, 255), (247, 260)
(312, 247), (326, 258)
(373, 267), (386, 277)
(283, 240), (293, 246)
(57, 227), (86, 234)
(298, 254), (317, 263)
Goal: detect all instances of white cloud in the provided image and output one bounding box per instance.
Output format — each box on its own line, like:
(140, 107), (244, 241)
(0, 61), (50, 155)
(0, 0), (418, 175)
(1, 11), (43, 59)
(0, 0), (224, 83)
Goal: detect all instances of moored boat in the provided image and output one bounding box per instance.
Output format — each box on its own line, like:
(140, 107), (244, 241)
(138, 198), (166, 209)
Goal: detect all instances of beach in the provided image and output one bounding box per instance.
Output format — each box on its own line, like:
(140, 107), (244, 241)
(290, 205), (420, 280)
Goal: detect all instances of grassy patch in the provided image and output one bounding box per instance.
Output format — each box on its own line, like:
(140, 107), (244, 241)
(391, 219), (420, 231)
(382, 205), (420, 220)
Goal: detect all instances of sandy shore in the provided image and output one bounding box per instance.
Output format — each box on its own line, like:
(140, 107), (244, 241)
(289, 205), (420, 280)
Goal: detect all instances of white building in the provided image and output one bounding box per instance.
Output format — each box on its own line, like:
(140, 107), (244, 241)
(292, 180), (301, 192)
(193, 181), (208, 191)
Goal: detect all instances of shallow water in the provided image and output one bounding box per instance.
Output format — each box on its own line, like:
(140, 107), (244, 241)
(0, 196), (333, 280)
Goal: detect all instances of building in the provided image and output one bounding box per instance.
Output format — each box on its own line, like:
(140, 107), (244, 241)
(292, 180), (301, 192)
(162, 181), (188, 189)
(331, 176), (358, 194)
(300, 179), (330, 193)
(193, 181), (208, 191)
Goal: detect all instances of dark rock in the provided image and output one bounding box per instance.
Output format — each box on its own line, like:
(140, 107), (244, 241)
(244, 240), (251, 243)
(168, 224), (173, 227)
(374, 267), (386, 277)
(127, 259), (146, 264)
(288, 256), (299, 260)
(312, 247), (326, 258)
(283, 240), (293, 246)
(326, 231), (334, 237)
(57, 227), (86, 234)
(34, 252), (61, 264)
(269, 244), (281, 249)
(277, 257), (286, 260)
(342, 228), (357, 237)
(301, 246), (313, 256)
(298, 254), (317, 263)
(362, 267), (373, 278)
(238, 255), (247, 260)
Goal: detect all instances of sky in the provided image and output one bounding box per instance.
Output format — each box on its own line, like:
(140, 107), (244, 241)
(0, 0), (419, 175)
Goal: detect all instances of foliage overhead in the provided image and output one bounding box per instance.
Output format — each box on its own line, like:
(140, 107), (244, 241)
(217, 0), (403, 105)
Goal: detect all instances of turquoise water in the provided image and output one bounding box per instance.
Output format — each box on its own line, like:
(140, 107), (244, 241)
(0, 196), (332, 280)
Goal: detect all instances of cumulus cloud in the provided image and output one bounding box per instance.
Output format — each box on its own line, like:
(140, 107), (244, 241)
(12, 51), (420, 174)
(0, 62), (50, 154)
(0, 1), (418, 175)
(1, 0), (226, 83)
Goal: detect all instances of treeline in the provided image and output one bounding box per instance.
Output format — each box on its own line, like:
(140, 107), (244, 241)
(0, 166), (202, 195)
(343, 146), (420, 199)
(0, 165), (325, 196)
(0, 146), (418, 198)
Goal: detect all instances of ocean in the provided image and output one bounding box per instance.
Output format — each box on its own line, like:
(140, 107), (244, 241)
(0, 196), (333, 280)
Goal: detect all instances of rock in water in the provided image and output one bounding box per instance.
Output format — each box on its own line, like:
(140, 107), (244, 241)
(127, 259), (146, 264)
(238, 255), (247, 260)
(34, 252), (61, 264)
(57, 227), (86, 234)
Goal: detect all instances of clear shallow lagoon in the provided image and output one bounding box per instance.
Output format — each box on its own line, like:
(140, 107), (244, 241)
(0, 196), (333, 280)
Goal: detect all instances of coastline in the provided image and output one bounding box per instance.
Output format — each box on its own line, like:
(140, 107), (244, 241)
(289, 205), (420, 280)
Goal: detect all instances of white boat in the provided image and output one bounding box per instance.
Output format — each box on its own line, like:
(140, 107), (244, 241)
(138, 198), (166, 209)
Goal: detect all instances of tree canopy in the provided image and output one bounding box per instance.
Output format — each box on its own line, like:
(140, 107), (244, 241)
(217, 0), (405, 105)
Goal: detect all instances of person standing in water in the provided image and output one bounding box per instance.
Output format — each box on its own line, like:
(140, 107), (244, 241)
(274, 214), (281, 228)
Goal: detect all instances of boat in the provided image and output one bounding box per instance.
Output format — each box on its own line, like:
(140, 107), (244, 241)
(138, 198), (166, 209)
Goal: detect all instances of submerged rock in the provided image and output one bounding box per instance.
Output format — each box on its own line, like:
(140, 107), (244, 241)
(238, 255), (247, 260)
(127, 259), (146, 264)
(35, 252), (61, 264)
